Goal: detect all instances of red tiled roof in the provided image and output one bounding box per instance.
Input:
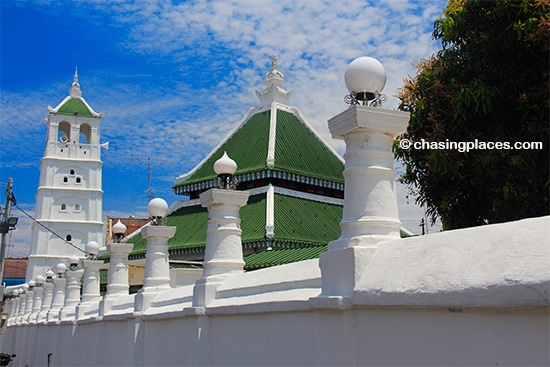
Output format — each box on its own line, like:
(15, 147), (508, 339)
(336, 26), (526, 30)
(3, 258), (28, 278)
(106, 217), (149, 243)
(116, 218), (149, 236)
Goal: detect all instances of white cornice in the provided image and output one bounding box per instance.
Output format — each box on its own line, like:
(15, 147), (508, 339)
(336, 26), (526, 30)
(37, 186), (103, 194)
(32, 219), (104, 225)
(41, 156), (103, 164)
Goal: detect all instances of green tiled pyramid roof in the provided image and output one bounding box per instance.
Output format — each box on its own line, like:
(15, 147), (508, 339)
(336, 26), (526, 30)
(177, 111), (271, 188)
(126, 191), (343, 263)
(273, 193), (342, 244)
(56, 98), (95, 117)
(273, 110), (343, 181)
(173, 108), (344, 194)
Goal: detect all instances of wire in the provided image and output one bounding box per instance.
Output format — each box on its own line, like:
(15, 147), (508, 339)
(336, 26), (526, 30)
(13, 202), (87, 254)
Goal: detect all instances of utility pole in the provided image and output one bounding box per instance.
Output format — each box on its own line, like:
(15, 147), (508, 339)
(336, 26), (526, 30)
(0, 178), (18, 299)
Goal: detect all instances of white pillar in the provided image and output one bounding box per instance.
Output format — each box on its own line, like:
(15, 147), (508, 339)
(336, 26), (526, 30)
(22, 289), (34, 324)
(80, 260), (103, 303)
(99, 242), (133, 316)
(4, 299), (12, 324)
(37, 281), (54, 323)
(7, 297), (19, 326)
(106, 242), (134, 296)
(14, 292), (26, 325)
(76, 259), (103, 319)
(193, 189), (249, 308)
(134, 225), (176, 312)
(29, 285), (44, 324)
(318, 105), (409, 298)
(60, 269), (84, 321)
(47, 276), (66, 322)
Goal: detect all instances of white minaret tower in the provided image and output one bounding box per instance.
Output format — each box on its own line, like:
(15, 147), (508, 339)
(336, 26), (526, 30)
(26, 69), (108, 281)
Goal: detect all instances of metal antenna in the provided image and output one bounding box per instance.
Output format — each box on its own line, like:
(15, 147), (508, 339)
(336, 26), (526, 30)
(131, 155), (169, 201)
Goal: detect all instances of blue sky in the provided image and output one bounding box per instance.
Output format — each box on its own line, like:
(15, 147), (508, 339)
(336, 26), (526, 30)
(1, 0), (445, 257)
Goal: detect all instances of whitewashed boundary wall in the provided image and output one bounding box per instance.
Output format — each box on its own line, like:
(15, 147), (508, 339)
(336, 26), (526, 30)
(1, 215), (549, 367)
(5, 306), (548, 367)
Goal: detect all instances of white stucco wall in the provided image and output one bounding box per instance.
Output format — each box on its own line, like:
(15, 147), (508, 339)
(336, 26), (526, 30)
(2, 305), (548, 367)
(1, 216), (548, 366)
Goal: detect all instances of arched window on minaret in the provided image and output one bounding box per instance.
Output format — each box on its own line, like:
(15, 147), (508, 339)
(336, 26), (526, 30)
(79, 123), (91, 144)
(58, 121), (71, 142)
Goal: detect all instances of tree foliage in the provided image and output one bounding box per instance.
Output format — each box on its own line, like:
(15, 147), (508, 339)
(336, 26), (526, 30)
(395, 0), (549, 230)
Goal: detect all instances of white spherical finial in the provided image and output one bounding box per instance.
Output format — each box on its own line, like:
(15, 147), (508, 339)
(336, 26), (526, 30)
(13, 289), (19, 296)
(112, 219), (127, 235)
(214, 151), (238, 175)
(344, 56), (386, 97)
(22, 283), (29, 291)
(29, 280), (36, 287)
(85, 241), (100, 256)
(148, 198), (169, 218)
(35, 275), (45, 284)
(46, 269), (55, 278)
(56, 263), (67, 275)
(70, 254), (80, 264)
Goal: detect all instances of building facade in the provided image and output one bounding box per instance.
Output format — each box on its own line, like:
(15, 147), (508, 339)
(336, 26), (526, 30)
(26, 71), (107, 281)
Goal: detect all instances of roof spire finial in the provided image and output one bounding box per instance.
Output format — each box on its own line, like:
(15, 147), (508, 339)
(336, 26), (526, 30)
(263, 55), (284, 87)
(270, 55), (279, 71)
(255, 55), (292, 107)
(70, 66), (82, 98)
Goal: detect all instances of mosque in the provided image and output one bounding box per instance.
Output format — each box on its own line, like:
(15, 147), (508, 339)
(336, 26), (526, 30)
(0, 57), (547, 367)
